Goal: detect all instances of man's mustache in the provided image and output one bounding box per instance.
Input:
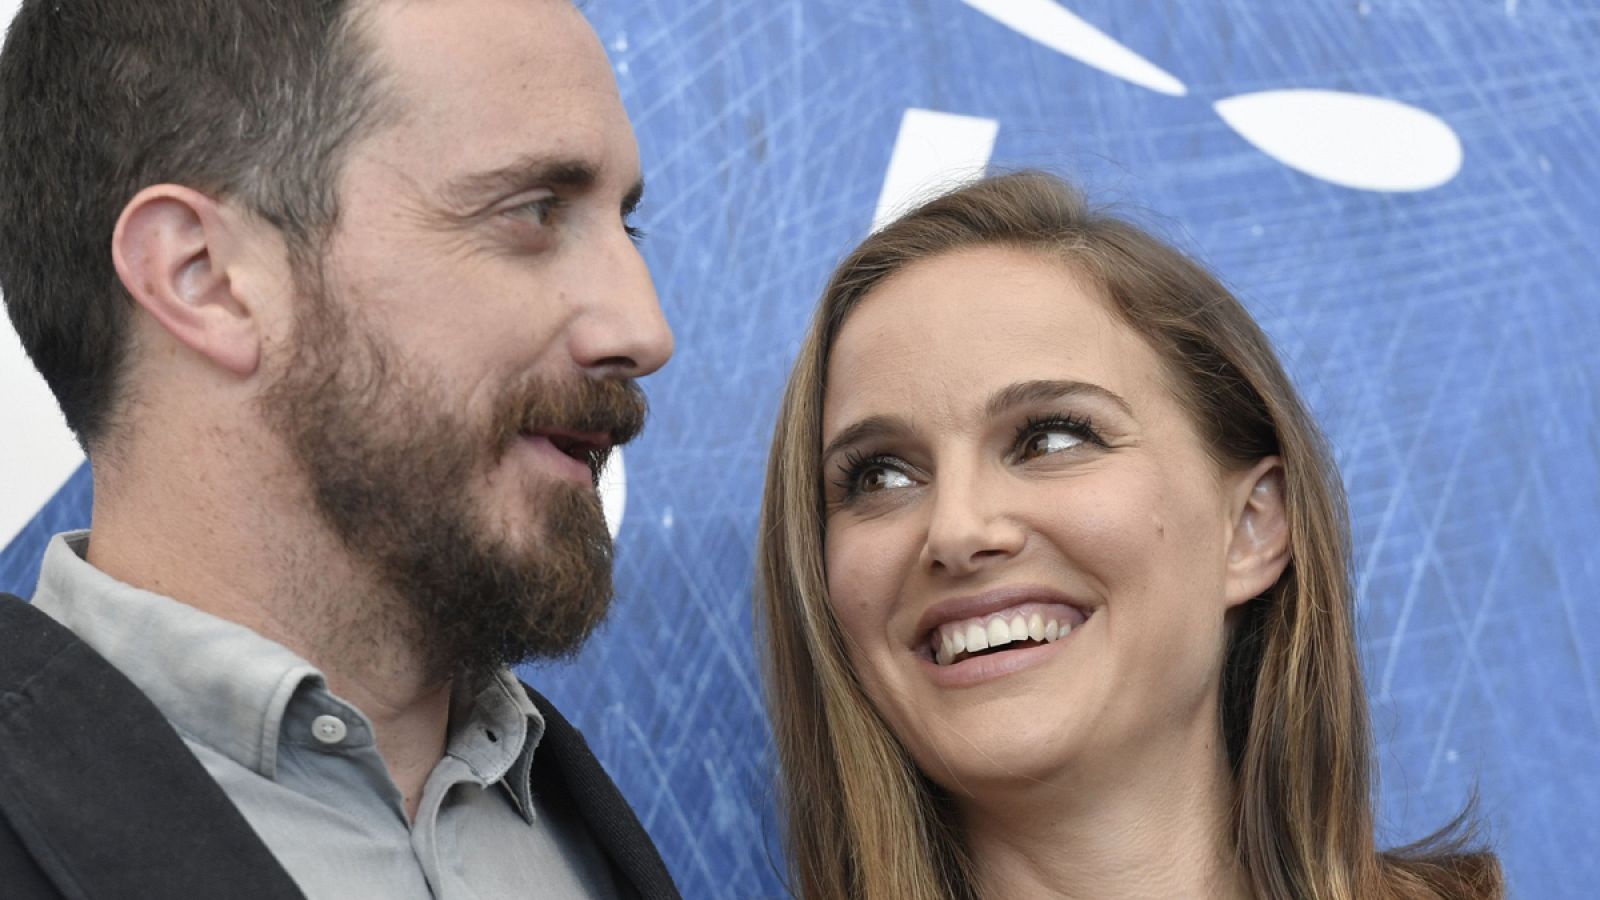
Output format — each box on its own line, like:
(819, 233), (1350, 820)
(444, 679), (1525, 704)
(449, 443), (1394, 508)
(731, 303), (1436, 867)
(491, 376), (649, 477)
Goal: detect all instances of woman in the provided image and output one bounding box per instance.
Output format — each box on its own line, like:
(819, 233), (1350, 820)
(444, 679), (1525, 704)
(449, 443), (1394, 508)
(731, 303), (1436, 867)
(757, 172), (1501, 899)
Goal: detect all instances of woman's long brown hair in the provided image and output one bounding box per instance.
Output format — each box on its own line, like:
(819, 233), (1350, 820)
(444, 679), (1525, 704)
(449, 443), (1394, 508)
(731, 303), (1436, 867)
(757, 171), (1501, 900)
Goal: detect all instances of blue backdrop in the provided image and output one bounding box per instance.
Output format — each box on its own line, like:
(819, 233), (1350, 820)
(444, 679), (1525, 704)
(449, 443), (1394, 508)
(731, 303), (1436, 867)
(3, 2), (1596, 897)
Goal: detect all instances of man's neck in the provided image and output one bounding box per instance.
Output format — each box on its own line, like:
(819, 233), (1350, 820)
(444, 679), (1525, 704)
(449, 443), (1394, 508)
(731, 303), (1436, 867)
(86, 457), (454, 821)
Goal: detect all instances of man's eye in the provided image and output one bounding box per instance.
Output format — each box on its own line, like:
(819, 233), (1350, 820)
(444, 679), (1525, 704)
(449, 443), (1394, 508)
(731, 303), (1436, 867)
(507, 195), (563, 226)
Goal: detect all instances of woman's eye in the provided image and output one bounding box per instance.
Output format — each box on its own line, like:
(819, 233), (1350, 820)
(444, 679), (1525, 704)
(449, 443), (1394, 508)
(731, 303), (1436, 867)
(1019, 429), (1083, 460)
(830, 452), (918, 504)
(1015, 415), (1102, 461)
(857, 465), (914, 494)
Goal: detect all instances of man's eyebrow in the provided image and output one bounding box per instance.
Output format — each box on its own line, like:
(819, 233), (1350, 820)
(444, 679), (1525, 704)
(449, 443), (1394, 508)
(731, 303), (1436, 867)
(821, 415), (907, 466)
(985, 379), (1134, 418)
(441, 155), (622, 209)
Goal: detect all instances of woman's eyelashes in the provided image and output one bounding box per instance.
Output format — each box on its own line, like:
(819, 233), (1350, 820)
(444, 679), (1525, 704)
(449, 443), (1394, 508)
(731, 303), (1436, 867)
(831, 413), (1108, 503)
(833, 450), (917, 500)
(1012, 413), (1107, 461)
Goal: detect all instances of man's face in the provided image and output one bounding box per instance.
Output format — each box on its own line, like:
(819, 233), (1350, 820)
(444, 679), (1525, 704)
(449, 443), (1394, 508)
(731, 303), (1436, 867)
(260, 0), (672, 678)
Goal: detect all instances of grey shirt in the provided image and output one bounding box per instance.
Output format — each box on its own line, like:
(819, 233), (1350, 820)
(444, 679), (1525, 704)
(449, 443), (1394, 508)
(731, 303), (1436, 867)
(31, 532), (622, 900)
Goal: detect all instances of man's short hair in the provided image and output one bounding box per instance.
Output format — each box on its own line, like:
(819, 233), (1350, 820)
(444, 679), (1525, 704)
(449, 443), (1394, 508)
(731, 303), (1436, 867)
(0, 0), (393, 448)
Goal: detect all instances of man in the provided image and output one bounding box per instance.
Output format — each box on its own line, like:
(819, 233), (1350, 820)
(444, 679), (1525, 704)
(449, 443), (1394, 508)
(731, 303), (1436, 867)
(0, 0), (679, 897)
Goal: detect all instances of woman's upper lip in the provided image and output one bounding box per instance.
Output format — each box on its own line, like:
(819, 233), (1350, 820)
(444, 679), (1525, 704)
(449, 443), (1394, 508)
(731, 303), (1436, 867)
(911, 585), (1090, 648)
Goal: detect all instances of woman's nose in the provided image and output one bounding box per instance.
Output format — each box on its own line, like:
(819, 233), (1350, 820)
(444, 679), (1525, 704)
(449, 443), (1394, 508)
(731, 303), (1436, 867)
(918, 472), (1025, 576)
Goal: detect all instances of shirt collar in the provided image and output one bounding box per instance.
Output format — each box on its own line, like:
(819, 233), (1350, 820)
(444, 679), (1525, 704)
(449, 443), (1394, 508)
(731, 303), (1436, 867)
(448, 669), (544, 822)
(30, 530), (546, 817)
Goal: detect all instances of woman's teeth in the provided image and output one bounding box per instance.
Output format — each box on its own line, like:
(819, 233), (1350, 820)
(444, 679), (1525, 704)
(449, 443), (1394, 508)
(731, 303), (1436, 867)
(931, 610), (1076, 666)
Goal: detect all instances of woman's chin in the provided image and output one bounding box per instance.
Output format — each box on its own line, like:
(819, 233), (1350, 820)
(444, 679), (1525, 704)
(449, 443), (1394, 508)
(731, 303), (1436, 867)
(903, 708), (1092, 801)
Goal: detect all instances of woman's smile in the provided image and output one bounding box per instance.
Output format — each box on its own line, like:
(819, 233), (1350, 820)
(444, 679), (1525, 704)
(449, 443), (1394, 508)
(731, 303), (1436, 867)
(898, 586), (1093, 688)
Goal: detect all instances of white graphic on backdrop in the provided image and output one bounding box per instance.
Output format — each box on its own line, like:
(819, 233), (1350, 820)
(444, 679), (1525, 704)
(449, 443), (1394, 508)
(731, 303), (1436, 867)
(1215, 90), (1463, 192)
(873, 109), (1001, 231)
(961, 0), (1186, 96)
(962, 0), (1464, 192)
(599, 451), (626, 539)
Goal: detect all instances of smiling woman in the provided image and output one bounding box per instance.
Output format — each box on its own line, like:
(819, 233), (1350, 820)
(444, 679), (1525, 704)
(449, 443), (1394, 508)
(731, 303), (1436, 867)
(757, 172), (1502, 900)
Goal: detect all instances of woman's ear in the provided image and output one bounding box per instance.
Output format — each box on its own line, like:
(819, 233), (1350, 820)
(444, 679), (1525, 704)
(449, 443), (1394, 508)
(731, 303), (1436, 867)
(1224, 456), (1290, 608)
(111, 184), (262, 377)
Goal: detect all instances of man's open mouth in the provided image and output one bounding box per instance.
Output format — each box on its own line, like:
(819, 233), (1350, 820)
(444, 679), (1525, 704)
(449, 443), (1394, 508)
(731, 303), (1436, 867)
(541, 429), (611, 464)
(521, 428), (615, 481)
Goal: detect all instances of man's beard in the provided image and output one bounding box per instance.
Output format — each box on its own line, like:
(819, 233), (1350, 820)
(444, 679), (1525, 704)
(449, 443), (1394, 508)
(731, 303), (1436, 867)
(258, 276), (647, 682)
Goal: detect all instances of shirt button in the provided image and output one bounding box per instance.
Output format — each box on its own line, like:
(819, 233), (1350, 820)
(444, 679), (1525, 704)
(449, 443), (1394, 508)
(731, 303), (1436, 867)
(311, 714), (348, 745)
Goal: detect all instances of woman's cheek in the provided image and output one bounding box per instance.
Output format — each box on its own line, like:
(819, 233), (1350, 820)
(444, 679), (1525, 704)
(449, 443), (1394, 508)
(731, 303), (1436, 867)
(826, 516), (924, 672)
(827, 527), (894, 626)
(1035, 477), (1162, 576)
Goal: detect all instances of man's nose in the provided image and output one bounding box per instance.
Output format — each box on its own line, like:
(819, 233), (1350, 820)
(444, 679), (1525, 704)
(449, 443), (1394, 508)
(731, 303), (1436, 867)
(566, 228), (674, 378)
(918, 467), (1025, 576)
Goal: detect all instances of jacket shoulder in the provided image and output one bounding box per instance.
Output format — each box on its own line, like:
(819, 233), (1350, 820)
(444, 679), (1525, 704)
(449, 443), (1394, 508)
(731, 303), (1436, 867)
(0, 592), (305, 900)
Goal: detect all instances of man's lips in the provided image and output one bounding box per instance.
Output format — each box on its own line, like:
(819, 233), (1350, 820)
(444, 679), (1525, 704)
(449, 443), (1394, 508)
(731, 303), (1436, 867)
(534, 427), (614, 460)
(519, 428), (614, 483)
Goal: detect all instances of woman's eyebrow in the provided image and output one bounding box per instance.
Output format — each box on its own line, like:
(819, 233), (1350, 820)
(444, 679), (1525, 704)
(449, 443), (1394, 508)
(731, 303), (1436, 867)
(821, 416), (906, 465)
(822, 382), (1129, 461)
(985, 379), (1134, 418)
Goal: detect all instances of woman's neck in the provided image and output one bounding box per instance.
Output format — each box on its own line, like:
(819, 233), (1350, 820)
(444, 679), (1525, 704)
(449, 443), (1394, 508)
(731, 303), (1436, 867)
(959, 741), (1249, 900)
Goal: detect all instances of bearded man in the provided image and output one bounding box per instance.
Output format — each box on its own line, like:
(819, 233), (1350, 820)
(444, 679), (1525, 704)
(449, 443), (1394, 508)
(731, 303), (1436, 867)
(0, 0), (679, 897)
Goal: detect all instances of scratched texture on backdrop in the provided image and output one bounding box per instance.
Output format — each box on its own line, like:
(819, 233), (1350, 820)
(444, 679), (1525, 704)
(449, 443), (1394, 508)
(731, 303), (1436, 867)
(2, 2), (1596, 897)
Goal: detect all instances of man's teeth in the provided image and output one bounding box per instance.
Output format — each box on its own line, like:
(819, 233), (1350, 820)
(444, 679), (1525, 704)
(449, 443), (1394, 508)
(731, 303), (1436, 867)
(934, 612), (1074, 666)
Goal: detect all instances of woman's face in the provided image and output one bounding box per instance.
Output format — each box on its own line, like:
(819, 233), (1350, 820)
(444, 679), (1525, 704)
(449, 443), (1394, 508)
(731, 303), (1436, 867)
(820, 245), (1283, 795)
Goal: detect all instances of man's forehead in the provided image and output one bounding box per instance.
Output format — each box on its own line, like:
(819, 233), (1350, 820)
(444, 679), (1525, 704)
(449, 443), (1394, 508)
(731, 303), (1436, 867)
(357, 0), (612, 123)
(355, 0), (639, 194)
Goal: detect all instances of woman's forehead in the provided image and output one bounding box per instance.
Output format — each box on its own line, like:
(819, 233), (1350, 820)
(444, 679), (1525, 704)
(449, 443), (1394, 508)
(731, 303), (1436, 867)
(820, 246), (1168, 435)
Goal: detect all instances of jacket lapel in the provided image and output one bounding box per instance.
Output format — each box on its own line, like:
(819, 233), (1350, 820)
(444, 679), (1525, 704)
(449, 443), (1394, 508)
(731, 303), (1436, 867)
(523, 685), (682, 900)
(0, 594), (305, 900)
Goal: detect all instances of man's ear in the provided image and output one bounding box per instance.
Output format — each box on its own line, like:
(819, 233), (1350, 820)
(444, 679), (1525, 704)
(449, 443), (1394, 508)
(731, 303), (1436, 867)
(1223, 456), (1290, 608)
(112, 185), (262, 377)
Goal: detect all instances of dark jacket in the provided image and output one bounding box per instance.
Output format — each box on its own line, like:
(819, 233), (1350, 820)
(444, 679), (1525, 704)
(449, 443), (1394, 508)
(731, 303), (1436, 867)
(0, 593), (680, 900)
